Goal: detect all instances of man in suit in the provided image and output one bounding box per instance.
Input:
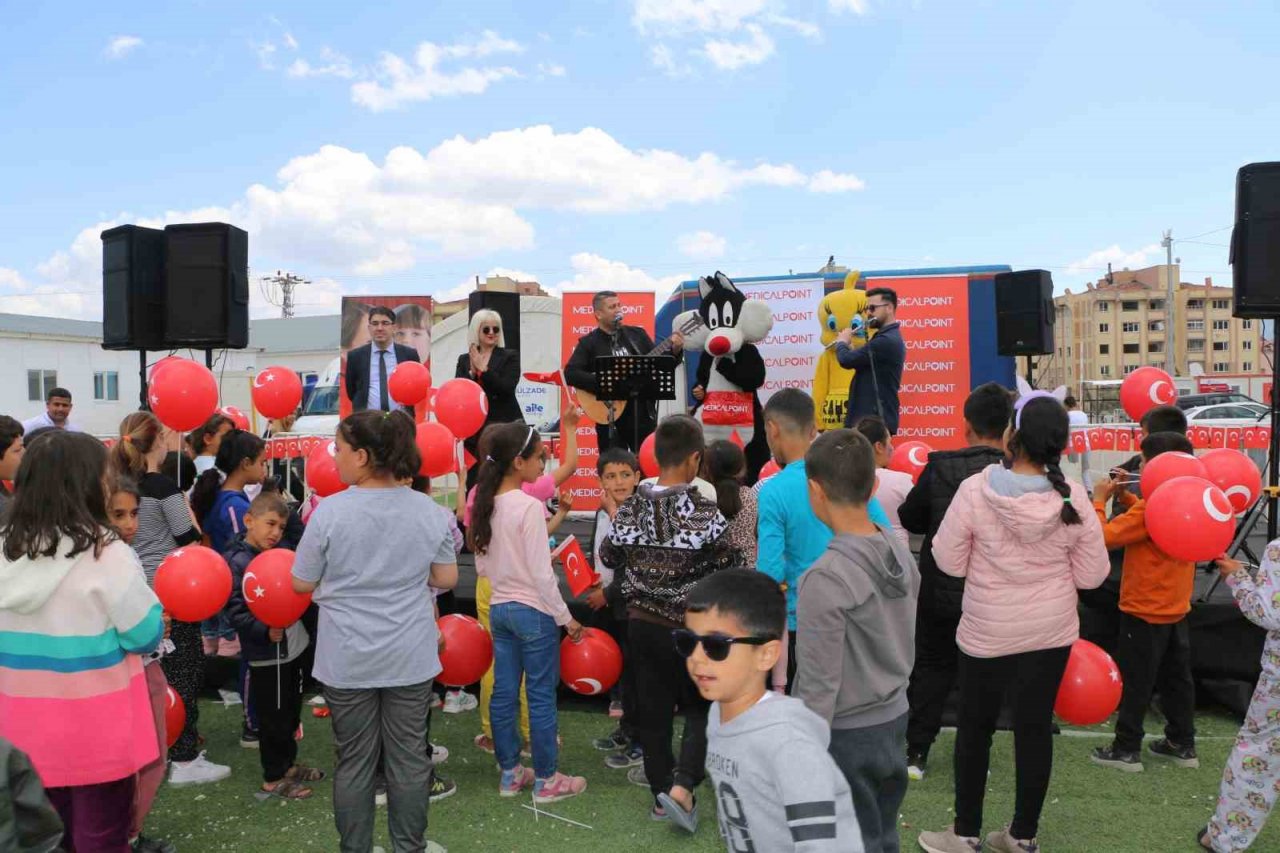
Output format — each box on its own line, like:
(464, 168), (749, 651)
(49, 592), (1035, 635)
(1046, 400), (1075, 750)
(344, 306), (422, 413)
(564, 291), (683, 453)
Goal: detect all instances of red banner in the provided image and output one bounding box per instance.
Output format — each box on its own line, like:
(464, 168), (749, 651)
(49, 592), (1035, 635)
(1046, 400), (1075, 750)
(889, 276), (972, 450)
(559, 291), (656, 512)
(1072, 426), (1268, 451)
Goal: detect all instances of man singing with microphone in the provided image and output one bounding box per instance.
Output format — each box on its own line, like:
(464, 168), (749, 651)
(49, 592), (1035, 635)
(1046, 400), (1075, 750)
(835, 286), (906, 434)
(565, 291), (683, 452)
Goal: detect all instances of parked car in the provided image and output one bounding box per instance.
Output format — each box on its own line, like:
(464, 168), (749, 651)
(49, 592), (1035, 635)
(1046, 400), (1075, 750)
(1184, 402), (1271, 425)
(1176, 392), (1258, 411)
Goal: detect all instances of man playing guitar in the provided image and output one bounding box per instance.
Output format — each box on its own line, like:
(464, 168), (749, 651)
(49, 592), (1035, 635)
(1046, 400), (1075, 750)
(564, 291), (684, 453)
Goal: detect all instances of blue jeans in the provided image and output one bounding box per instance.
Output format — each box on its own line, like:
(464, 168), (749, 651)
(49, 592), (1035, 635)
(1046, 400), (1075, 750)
(489, 602), (560, 778)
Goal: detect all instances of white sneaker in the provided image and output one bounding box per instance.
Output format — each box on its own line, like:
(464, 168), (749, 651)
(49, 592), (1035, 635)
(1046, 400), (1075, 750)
(431, 743), (449, 764)
(442, 690), (478, 714)
(168, 752), (231, 786)
(427, 842), (447, 853)
(307, 695), (327, 707)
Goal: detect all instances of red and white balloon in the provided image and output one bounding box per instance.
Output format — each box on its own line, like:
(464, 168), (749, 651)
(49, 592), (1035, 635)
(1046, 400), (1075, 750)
(560, 628), (623, 696)
(1119, 366), (1177, 422)
(1139, 451), (1206, 498)
(415, 421), (457, 478)
(164, 686), (186, 748)
(242, 549), (311, 629)
(148, 359), (219, 433)
(220, 405), (250, 431)
(306, 440), (347, 497)
(1200, 448), (1263, 515)
(434, 379), (488, 439)
(1145, 475), (1236, 562)
(252, 367), (304, 420)
(154, 546), (233, 623)
(889, 441), (933, 483)
(389, 362), (432, 407)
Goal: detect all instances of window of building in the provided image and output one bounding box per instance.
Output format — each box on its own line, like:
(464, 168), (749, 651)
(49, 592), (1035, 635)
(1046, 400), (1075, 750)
(1148, 341), (1164, 353)
(1123, 364), (1139, 375)
(1213, 341), (1230, 352)
(1098, 302), (1110, 312)
(26, 370), (57, 402)
(1187, 319), (1204, 331)
(1122, 322), (1140, 333)
(1099, 365), (1111, 377)
(1151, 299), (1166, 311)
(1244, 362), (1253, 372)
(1123, 343), (1140, 354)
(93, 371), (119, 402)
(1214, 362), (1231, 373)
(1212, 299), (1230, 310)
(1099, 343), (1110, 355)
(1099, 323), (1110, 333)
(1188, 299), (1204, 310)
(1187, 339), (1205, 352)
(1243, 320), (1253, 330)
(1121, 300), (1140, 311)
(1212, 319), (1230, 331)
(1244, 340), (1253, 350)
(1148, 321), (1164, 332)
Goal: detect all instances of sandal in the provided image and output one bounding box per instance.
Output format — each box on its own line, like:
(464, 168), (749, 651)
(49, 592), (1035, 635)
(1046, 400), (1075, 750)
(286, 764), (327, 782)
(262, 778), (313, 800)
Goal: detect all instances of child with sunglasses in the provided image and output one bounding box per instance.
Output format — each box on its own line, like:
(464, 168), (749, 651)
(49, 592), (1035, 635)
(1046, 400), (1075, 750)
(681, 569), (861, 853)
(796, 428), (919, 853)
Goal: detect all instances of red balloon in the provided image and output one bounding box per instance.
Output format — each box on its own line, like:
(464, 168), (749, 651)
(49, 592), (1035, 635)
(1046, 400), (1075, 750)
(252, 367), (304, 420)
(758, 459), (782, 480)
(1054, 640), (1123, 725)
(1140, 451), (1207, 498)
(560, 628), (623, 696)
(1201, 448), (1263, 515)
(306, 440), (348, 497)
(148, 359), (219, 433)
(219, 405), (250, 431)
(164, 686), (186, 749)
(434, 379), (489, 439)
(416, 422), (457, 477)
(149, 356), (182, 383)
(154, 546), (233, 623)
(389, 362), (432, 407)
(889, 440), (933, 483)
(437, 614), (493, 687)
(242, 549), (311, 629)
(1146, 475), (1236, 562)
(639, 433), (659, 478)
(1119, 366), (1178, 422)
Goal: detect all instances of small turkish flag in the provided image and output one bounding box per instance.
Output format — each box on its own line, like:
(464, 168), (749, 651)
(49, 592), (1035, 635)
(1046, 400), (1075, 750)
(1070, 431), (1088, 454)
(1210, 428), (1227, 449)
(553, 535), (599, 598)
(1087, 428), (1103, 449)
(1226, 427), (1243, 448)
(1095, 428), (1117, 451)
(1189, 426), (1211, 448)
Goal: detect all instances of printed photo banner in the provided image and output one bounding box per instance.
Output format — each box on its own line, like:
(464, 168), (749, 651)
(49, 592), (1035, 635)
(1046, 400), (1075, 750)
(1070, 425), (1272, 452)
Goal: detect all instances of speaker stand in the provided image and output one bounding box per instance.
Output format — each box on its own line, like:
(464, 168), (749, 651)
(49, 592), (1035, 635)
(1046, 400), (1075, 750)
(138, 350), (149, 411)
(1024, 355), (1037, 390)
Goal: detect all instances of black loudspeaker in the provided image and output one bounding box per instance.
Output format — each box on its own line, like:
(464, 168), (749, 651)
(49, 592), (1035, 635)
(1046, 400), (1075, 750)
(1231, 162), (1280, 319)
(163, 223), (249, 348)
(468, 290), (521, 356)
(995, 269), (1054, 356)
(101, 225), (166, 350)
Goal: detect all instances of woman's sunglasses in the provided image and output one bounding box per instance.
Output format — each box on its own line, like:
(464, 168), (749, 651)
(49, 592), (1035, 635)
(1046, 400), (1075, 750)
(481, 325), (501, 334)
(672, 628), (773, 662)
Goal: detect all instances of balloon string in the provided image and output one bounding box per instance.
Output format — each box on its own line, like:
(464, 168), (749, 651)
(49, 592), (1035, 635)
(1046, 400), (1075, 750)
(276, 641), (282, 711)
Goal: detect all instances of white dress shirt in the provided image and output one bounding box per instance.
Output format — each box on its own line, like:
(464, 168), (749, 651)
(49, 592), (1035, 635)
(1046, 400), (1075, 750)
(367, 342), (399, 412)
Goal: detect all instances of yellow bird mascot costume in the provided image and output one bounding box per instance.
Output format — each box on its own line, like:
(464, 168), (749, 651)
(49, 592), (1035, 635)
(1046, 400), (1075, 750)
(812, 270), (868, 431)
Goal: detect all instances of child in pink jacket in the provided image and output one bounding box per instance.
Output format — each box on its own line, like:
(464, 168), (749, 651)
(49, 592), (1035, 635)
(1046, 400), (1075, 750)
(918, 396), (1110, 853)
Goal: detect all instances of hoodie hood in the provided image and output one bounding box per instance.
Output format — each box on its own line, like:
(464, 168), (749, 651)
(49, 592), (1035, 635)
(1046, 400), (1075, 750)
(826, 531), (911, 599)
(0, 541), (82, 615)
(714, 694), (831, 747)
(980, 464), (1067, 544)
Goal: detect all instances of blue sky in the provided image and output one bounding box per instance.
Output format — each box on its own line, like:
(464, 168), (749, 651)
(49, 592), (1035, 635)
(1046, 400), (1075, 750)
(1, 0), (1277, 318)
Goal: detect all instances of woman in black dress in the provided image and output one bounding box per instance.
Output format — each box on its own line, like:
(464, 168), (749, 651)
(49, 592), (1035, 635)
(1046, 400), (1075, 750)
(455, 309), (523, 490)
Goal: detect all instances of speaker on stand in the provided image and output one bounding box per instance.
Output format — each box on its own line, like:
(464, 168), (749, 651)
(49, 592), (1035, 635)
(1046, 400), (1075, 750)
(994, 269), (1055, 388)
(468, 290), (522, 360)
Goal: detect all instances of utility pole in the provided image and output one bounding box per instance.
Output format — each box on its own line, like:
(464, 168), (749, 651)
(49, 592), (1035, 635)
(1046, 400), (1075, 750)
(1162, 229), (1176, 375)
(259, 270), (310, 319)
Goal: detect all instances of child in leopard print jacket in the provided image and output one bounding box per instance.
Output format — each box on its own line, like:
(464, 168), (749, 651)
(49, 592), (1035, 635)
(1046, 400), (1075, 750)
(1203, 544), (1280, 851)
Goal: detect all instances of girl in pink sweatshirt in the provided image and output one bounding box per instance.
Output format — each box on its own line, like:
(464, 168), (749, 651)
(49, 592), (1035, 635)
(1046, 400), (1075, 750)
(470, 422), (587, 804)
(918, 395), (1109, 853)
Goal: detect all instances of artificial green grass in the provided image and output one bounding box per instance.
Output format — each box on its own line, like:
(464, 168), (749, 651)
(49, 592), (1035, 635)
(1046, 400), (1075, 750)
(145, 701), (1279, 852)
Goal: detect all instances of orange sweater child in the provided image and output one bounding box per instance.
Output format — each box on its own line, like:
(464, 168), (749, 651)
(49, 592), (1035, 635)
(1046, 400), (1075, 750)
(1093, 488), (1194, 624)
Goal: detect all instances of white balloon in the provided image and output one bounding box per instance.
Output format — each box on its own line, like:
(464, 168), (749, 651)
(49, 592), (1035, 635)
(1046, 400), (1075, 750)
(572, 678), (604, 695)
(1202, 487), (1233, 523)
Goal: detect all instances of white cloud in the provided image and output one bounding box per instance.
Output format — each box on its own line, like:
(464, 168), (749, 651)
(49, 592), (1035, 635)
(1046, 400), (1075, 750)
(703, 24), (775, 70)
(283, 32), (299, 51)
(287, 47), (356, 79)
(6, 125), (862, 318)
(104, 35), (143, 60)
(351, 31), (524, 111)
(633, 0), (767, 34)
(253, 40), (278, 70)
(1065, 244), (1162, 280)
(677, 230), (727, 259)
(650, 44), (689, 76)
(807, 169), (866, 192)
(829, 0), (871, 13)
(553, 253), (689, 295)
(766, 15), (822, 39)
(536, 62), (566, 77)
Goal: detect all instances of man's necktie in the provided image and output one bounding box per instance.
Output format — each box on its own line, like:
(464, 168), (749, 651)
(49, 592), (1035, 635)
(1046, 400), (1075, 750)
(378, 349), (390, 411)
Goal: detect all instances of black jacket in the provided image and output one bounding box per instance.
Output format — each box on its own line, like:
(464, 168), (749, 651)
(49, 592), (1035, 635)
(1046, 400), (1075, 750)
(0, 738), (62, 853)
(836, 321), (906, 433)
(223, 536), (303, 663)
(899, 445), (1007, 616)
(455, 347), (523, 426)
(565, 326), (682, 429)
(344, 342), (421, 412)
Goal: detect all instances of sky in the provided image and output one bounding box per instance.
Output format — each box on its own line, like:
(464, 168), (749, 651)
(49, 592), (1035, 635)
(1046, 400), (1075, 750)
(1, 0), (1277, 320)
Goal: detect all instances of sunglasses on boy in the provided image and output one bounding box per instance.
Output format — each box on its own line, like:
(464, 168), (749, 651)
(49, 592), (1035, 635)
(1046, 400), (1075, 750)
(672, 628), (773, 662)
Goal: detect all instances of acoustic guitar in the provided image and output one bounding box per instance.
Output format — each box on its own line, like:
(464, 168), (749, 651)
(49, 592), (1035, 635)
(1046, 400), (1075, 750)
(574, 314), (705, 424)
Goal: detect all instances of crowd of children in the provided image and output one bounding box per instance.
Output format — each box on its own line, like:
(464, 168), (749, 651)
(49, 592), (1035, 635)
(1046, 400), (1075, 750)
(6, 370), (1280, 853)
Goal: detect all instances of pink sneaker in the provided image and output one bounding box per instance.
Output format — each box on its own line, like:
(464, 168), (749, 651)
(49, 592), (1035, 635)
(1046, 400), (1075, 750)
(202, 636), (219, 656)
(217, 637), (241, 657)
(499, 765), (534, 797)
(533, 772), (587, 804)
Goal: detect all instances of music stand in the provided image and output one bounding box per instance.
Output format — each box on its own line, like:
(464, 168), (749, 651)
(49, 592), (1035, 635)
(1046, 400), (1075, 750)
(594, 354), (678, 451)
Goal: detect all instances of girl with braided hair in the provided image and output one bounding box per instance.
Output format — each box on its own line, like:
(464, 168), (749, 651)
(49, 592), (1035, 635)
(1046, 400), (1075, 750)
(918, 395), (1109, 853)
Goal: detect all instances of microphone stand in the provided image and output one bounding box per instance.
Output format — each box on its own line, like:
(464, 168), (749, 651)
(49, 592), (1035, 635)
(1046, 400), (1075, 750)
(606, 315), (623, 446)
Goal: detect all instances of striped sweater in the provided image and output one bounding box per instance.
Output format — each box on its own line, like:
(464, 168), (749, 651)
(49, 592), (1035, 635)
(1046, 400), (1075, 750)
(0, 537), (164, 787)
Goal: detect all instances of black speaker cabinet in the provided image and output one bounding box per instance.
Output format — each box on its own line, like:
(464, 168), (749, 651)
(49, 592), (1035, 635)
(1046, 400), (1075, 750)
(995, 269), (1054, 356)
(468, 289), (521, 356)
(101, 225), (166, 350)
(1231, 162), (1280, 319)
(163, 223), (249, 348)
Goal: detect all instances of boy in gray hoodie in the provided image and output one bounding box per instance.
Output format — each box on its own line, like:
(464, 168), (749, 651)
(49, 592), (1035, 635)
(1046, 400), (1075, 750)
(682, 569), (862, 852)
(796, 429), (919, 853)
